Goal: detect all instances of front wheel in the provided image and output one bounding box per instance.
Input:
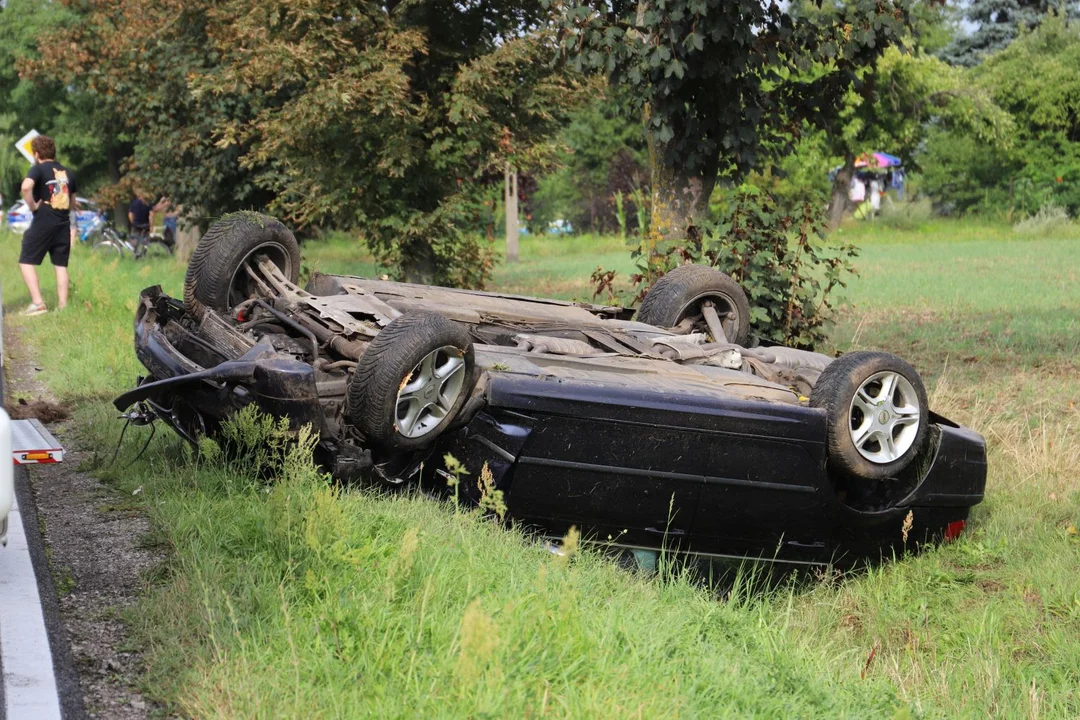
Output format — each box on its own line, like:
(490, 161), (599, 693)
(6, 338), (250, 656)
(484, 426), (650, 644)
(635, 265), (751, 346)
(810, 351), (929, 481)
(92, 238), (122, 257)
(184, 212), (300, 317)
(348, 312), (476, 451)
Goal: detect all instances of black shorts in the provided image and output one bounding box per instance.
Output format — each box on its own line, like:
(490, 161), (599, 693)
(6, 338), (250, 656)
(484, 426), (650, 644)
(19, 223), (71, 267)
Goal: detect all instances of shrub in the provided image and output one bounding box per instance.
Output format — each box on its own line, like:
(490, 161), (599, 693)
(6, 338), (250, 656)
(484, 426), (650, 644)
(598, 187), (858, 349)
(877, 197), (934, 231)
(1013, 204), (1074, 236)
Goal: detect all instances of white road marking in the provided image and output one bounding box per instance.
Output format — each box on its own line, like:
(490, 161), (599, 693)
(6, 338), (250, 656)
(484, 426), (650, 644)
(0, 494), (62, 720)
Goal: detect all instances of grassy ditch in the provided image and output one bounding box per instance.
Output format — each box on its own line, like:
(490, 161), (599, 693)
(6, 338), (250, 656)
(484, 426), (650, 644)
(2, 222), (1079, 716)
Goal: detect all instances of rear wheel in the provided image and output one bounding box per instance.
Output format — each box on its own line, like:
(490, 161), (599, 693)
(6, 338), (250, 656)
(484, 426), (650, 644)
(184, 212), (300, 317)
(810, 351), (929, 481)
(348, 312), (476, 451)
(143, 238), (174, 258)
(636, 265), (751, 346)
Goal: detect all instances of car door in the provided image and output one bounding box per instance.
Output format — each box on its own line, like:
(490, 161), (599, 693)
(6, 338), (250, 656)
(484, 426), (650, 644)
(505, 413), (704, 543)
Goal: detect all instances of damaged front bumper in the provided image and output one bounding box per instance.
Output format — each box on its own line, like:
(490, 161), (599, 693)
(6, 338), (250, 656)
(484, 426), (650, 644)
(115, 286), (333, 450)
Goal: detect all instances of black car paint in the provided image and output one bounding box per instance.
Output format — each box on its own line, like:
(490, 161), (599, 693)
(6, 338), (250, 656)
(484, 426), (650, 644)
(118, 286), (988, 567)
(426, 374), (986, 565)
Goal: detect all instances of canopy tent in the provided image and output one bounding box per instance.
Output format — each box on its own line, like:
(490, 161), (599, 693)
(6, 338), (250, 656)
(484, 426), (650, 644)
(855, 151), (902, 169)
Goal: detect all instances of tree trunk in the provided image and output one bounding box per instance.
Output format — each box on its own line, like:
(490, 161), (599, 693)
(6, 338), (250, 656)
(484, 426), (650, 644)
(176, 222), (200, 263)
(827, 154), (856, 231)
(107, 143), (127, 232)
(504, 165), (519, 263)
(645, 100), (718, 252)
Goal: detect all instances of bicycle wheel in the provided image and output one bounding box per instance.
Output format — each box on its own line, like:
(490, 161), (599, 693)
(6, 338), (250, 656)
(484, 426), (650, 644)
(143, 239), (174, 258)
(92, 238), (122, 256)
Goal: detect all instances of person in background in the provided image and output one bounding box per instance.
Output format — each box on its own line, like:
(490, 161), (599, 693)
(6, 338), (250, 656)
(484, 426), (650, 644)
(128, 190), (154, 252)
(154, 196), (179, 247)
(849, 175), (866, 206)
(869, 177), (882, 216)
(18, 135), (77, 316)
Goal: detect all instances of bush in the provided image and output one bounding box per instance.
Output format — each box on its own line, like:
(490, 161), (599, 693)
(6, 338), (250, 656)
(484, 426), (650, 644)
(600, 187), (858, 349)
(1013, 204), (1074, 236)
(877, 197), (934, 231)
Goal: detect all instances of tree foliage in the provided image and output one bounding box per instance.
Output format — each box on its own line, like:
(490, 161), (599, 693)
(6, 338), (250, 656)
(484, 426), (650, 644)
(30, 0), (581, 286)
(940, 0), (1078, 66)
(818, 42), (1013, 226)
(0, 0), (112, 201)
(530, 87), (649, 234)
(550, 0), (913, 241)
(922, 14), (1080, 215)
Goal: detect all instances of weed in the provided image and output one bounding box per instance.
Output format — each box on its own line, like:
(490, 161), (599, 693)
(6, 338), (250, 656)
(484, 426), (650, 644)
(877, 197), (934, 231)
(475, 462), (506, 520)
(1013, 203), (1073, 236)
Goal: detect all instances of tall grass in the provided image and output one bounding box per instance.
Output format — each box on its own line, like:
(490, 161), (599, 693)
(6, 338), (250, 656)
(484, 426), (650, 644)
(3, 221), (1080, 717)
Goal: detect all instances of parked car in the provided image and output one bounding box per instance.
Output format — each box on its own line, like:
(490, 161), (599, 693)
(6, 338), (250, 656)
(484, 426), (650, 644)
(5, 197), (102, 236)
(6, 201), (31, 233)
(115, 213), (987, 567)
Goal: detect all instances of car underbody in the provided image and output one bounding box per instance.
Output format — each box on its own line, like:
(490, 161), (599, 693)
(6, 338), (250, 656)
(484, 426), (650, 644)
(115, 213), (987, 567)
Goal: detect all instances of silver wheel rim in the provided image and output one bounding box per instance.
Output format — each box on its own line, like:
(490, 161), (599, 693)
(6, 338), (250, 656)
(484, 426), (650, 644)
(849, 371), (921, 464)
(395, 346), (467, 439)
(94, 240), (121, 256)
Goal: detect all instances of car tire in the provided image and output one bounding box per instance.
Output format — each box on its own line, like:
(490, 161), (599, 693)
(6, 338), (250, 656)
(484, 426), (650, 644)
(810, 351), (929, 481)
(184, 212), (300, 317)
(348, 312), (477, 451)
(635, 265), (751, 346)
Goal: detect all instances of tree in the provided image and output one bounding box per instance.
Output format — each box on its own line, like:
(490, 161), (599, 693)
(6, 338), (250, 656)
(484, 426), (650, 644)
(940, 0), (1078, 67)
(924, 14), (1080, 214)
(551, 0), (912, 244)
(822, 46), (1013, 228)
(530, 87), (649, 234)
(0, 0), (111, 203)
(33, 0), (581, 286)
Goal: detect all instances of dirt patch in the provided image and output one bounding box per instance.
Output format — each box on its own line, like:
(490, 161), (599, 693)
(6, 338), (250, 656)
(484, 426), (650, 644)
(8, 397), (72, 422)
(976, 579), (1006, 594)
(5, 327), (162, 719)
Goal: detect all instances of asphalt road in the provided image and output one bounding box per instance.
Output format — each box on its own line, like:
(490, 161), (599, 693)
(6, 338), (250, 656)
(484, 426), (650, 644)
(0, 466), (85, 719)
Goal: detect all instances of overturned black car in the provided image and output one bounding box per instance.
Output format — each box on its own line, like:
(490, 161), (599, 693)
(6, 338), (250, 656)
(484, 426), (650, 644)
(115, 213), (986, 567)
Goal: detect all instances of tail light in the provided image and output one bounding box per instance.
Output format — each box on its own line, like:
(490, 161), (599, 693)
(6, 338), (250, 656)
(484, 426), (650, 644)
(944, 520), (966, 542)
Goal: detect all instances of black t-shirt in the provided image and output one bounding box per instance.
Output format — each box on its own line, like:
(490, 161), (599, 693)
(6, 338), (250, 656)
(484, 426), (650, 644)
(129, 198), (151, 229)
(26, 161), (76, 232)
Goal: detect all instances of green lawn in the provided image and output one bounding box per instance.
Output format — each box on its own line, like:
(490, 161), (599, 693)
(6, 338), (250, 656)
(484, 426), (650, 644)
(2, 219), (1079, 717)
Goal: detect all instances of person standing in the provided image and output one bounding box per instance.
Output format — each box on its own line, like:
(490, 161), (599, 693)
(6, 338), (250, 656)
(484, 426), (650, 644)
(154, 196), (179, 247)
(127, 191), (153, 236)
(18, 135), (77, 316)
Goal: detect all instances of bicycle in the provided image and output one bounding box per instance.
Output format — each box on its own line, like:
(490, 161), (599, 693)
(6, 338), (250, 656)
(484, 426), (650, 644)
(81, 215), (174, 259)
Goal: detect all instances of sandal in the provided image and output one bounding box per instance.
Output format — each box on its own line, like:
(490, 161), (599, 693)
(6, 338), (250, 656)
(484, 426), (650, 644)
(22, 302), (48, 316)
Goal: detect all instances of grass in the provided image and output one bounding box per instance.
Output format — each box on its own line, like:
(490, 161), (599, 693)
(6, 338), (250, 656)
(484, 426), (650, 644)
(3, 217), (1080, 717)
(302, 231), (638, 301)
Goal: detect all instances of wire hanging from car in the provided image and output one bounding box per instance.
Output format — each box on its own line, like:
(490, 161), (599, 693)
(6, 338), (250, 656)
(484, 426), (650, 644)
(111, 403), (158, 467)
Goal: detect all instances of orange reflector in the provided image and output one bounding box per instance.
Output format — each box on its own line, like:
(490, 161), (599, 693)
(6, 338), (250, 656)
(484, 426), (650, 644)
(22, 452), (53, 461)
(944, 520), (966, 542)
